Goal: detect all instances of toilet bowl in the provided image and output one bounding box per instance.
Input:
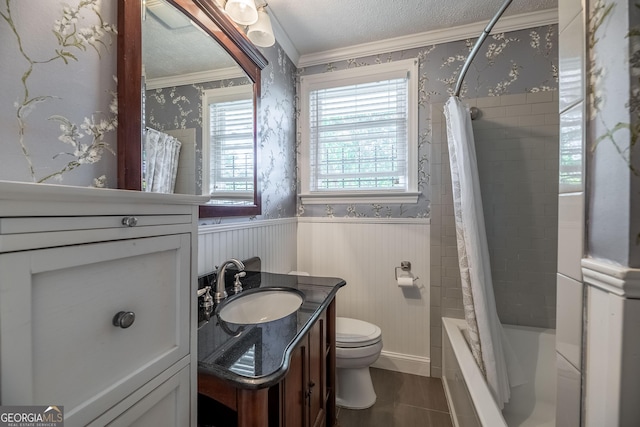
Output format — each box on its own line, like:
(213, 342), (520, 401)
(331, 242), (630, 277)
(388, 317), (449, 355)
(335, 317), (383, 409)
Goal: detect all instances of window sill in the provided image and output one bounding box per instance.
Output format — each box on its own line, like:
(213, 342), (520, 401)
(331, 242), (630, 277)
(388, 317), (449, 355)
(299, 191), (420, 205)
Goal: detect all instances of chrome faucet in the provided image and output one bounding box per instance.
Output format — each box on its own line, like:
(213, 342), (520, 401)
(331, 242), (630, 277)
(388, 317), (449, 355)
(214, 259), (246, 302)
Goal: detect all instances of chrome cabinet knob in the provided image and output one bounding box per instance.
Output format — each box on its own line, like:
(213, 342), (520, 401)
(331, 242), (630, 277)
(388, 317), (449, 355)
(113, 311), (136, 329)
(121, 216), (138, 227)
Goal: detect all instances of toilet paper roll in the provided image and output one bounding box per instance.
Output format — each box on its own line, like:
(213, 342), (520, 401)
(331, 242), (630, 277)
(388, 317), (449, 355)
(397, 276), (414, 287)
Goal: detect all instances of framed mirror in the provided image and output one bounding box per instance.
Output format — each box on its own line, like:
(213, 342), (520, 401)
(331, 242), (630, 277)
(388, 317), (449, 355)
(117, 0), (268, 217)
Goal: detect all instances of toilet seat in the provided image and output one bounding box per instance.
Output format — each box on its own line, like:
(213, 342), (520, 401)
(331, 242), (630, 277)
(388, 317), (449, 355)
(336, 317), (382, 348)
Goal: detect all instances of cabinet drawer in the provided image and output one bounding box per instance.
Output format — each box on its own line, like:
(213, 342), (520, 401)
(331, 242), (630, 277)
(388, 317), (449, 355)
(89, 364), (191, 427)
(0, 214), (191, 234)
(0, 215), (194, 252)
(0, 234), (191, 426)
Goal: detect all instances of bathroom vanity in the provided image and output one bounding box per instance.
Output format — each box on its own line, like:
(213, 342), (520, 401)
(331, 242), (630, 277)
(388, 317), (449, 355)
(0, 181), (205, 426)
(197, 272), (345, 427)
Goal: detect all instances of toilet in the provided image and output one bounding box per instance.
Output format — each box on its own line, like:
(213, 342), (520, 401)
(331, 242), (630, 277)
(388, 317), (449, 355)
(335, 317), (383, 409)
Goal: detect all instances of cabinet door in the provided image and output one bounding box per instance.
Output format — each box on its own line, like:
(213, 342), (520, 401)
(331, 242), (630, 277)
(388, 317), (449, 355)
(280, 313), (327, 427)
(308, 313), (326, 427)
(0, 234), (191, 426)
(281, 338), (307, 427)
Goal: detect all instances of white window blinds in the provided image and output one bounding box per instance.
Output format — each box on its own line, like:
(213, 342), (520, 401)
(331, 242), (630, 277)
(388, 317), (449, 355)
(309, 77), (409, 191)
(208, 96), (254, 198)
(300, 59), (419, 204)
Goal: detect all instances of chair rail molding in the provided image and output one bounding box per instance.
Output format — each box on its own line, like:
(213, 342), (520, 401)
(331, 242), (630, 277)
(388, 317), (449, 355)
(581, 258), (640, 298)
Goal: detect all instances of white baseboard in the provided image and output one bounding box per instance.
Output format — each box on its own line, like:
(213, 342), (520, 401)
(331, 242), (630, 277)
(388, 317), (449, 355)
(371, 350), (431, 377)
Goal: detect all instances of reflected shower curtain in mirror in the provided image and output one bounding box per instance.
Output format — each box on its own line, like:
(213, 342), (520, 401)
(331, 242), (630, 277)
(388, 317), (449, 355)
(144, 128), (181, 193)
(443, 97), (522, 408)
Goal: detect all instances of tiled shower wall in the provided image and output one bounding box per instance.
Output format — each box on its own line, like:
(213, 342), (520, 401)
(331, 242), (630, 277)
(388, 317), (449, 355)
(430, 92), (559, 377)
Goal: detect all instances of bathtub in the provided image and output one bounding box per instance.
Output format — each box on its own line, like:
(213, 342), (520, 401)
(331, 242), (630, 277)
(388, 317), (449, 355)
(442, 317), (556, 427)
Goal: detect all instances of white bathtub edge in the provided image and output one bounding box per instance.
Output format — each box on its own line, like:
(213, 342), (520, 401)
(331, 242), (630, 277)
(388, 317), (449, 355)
(441, 369), (462, 427)
(442, 317), (508, 427)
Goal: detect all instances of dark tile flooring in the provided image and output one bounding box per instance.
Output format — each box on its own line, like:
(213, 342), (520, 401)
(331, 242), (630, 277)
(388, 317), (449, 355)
(337, 368), (453, 427)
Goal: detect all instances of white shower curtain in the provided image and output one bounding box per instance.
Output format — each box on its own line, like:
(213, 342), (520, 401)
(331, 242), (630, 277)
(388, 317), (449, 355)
(144, 128), (182, 193)
(443, 96), (522, 408)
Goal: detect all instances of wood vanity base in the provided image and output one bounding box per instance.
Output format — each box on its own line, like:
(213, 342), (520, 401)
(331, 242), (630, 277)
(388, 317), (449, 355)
(198, 299), (337, 427)
(198, 375), (269, 426)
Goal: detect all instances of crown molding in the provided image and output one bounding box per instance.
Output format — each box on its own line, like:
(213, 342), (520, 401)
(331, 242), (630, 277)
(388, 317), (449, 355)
(145, 66), (246, 90)
(582, 258), (640, 298)
(297, 9), (558, 68)
(267, 6), (301, 67)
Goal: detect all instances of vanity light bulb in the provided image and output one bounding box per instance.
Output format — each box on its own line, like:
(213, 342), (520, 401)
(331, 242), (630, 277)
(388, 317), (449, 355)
(225, 0), (259, 26)
(247, 9), (275, 47)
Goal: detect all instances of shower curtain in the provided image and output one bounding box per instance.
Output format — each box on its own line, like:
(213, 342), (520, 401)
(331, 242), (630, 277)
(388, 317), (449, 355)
(144, 128), (182, 193)
(443, 96), (521, 408)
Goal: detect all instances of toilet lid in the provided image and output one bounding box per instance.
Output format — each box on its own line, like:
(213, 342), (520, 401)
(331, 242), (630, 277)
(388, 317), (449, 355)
(336, 317), (382, 348)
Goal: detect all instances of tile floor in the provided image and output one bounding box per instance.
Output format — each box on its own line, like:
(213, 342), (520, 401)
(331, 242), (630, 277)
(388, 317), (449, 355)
(337, 368), (453, 427)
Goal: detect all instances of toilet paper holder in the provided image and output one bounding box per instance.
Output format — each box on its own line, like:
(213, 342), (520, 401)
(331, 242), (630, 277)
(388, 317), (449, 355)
(395, 261), (418, 282)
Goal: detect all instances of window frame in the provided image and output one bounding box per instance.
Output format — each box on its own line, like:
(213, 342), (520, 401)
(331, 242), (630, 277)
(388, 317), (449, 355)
(299, 58), (420, 205)
(202, 84), (255, 201)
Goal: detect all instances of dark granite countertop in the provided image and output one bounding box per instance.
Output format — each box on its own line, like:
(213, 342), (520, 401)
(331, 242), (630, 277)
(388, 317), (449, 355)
(197, 271), (345, 389)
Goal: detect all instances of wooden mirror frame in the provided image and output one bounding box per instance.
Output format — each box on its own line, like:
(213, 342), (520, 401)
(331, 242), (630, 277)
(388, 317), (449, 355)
(117, 0), (268, 217)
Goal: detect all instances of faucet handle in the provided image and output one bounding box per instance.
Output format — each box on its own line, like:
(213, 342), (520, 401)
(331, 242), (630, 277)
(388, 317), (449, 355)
(197, 286), (214, 308)
(232, 271), (246, 294)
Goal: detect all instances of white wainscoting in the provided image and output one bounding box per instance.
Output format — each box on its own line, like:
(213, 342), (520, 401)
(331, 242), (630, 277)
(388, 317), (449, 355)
(297, 217), (431, 376)
(198, 218), (297, 276)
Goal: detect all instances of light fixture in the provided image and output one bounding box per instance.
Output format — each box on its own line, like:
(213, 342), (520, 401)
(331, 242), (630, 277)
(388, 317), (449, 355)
(247, 6), (275, 47)
(225, 0), (259, 26)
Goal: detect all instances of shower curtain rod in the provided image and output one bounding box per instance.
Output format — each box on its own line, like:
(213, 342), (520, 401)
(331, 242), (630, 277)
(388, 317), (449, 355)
(454, 0), (514, 97)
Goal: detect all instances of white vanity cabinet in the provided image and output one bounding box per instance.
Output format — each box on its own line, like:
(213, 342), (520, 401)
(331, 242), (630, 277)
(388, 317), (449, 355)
(0, 181), (205, 427)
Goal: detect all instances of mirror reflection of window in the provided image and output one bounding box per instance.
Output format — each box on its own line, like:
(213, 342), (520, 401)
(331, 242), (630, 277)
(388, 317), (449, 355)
(203, 85), (254, 204)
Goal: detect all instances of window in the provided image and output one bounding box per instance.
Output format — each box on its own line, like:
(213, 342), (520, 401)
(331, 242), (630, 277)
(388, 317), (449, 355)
(202, 85), (254, 202)
(300, 59), (419, 204)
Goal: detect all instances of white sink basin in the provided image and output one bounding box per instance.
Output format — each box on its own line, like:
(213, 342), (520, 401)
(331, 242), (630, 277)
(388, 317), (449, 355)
(218, 289), (304, 324)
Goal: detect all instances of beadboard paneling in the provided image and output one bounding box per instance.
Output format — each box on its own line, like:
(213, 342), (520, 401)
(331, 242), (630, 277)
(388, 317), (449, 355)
(198, 218), (297, 276)
(297, 218), (430, 373)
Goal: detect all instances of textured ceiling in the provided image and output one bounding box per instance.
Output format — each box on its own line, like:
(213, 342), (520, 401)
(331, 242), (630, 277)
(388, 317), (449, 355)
(144, 0), (558, 77)
(266, 0), (558, 56)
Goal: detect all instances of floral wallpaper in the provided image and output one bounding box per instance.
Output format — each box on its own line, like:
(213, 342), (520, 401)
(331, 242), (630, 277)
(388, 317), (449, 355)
(632, 3), (640, 253)
(256, 47), (298, 219)
(589, 0), (637, 170)
(0, 0), (557, 226)
(296, 25), (558, 218)
(0, 0), (117, 187)
(588, 0), (640, 264)
(0, 0), (297, 223)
